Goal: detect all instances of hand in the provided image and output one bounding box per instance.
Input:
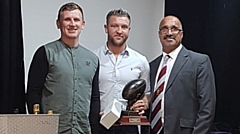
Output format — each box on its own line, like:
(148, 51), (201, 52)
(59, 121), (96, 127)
(130, 100), (149, 115)
(99, 112), (104, 117)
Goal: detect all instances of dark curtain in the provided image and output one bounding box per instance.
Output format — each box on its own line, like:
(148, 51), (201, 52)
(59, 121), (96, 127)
(165, 0), (240, 133)
(0, 0), (26, 113)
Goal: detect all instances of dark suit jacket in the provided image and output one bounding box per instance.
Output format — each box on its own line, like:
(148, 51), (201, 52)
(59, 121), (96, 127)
(144, 46), (216, 134)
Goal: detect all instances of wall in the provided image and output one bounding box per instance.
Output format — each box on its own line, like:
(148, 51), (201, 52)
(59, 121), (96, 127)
(21, 0), (164, 83)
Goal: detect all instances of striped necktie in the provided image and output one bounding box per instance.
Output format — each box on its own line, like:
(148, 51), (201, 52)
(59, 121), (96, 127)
(151, 55), (170, 134)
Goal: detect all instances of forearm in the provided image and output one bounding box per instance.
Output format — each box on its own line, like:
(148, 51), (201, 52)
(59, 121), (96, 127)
(26, 46), (48, 114)
(89, 63), (100, 134)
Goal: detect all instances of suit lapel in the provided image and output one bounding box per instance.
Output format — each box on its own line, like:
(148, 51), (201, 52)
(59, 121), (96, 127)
(150, 55), (162, 93)
(165, 47), (188, 93)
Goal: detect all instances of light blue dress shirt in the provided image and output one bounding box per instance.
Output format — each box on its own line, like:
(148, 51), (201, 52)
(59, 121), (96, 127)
(94, 45), (150, 111)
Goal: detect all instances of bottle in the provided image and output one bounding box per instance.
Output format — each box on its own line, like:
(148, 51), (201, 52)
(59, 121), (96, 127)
(47, 110), (53, 114)
(33, 104), (40, 114)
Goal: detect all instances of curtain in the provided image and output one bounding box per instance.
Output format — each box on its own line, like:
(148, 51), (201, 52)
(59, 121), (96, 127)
(165, 0), (240, 133)
(0, 0), (26, 114)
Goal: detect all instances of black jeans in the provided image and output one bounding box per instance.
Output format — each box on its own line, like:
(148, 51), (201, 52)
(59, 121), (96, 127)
(160, 128), (164, 134)
(99, 125), (139, 134)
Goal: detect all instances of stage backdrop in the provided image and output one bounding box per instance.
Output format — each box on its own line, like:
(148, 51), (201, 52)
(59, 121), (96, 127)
(165, 0), (240, 133)
(21, 0), (165, 84)
(0, 0), (26, 114)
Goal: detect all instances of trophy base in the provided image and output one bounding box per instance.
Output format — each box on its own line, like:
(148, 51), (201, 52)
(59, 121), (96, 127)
(120, 115), (150, 126)
(114, 110), (150, 126)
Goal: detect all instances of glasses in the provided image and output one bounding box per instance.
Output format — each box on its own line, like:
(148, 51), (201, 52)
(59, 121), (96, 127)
(159, 26), (182, 34)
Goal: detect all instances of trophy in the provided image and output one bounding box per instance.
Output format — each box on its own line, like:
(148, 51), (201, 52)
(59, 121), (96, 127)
(119, 79), (150, 126)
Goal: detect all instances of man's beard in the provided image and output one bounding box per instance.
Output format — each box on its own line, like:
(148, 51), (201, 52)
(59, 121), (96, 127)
(108, 35), (128, 47)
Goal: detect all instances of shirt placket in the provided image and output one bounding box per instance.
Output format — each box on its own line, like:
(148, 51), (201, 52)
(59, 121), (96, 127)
(71, 48), (78, 129)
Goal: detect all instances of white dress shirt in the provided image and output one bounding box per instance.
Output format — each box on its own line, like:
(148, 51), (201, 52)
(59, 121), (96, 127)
(155, 44), (182, 124)
(94, 45), (150, 111)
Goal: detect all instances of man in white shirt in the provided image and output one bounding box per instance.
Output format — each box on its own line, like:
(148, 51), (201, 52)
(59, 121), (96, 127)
(94, 8), (150, 134)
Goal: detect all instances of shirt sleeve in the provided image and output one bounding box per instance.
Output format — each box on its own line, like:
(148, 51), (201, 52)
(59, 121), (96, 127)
(193, 55), (216, 134)
(89, 61), (100, 134)
(140, 57), (151, 94)
(26, 46), (48, 114)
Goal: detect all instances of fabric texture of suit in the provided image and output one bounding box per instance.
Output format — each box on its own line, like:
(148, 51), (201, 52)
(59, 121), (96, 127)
(146, 46), (216, 134)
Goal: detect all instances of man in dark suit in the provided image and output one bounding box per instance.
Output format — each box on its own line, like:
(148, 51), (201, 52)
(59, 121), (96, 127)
(148, 15), (216, 134)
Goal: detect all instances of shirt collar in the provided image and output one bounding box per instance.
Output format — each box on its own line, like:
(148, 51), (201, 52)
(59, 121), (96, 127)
(162, 44), (182, 59)
(104, 44), (129, 56)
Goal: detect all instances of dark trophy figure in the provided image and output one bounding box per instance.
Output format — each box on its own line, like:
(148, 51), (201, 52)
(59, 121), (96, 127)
(119, 79), (150, 126)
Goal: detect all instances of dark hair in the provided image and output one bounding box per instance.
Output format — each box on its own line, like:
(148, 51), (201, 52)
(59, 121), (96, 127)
(57, 2), (84, 20)
(106, 8), (131, 25)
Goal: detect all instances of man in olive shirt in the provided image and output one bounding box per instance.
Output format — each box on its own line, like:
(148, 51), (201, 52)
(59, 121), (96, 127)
(26, 2), (100, 134)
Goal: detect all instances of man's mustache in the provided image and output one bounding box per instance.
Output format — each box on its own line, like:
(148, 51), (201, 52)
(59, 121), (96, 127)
(164, 35), (175, 40)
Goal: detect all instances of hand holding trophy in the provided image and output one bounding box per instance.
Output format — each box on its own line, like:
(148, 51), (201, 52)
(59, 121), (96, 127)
(119, 79), (150, 126)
